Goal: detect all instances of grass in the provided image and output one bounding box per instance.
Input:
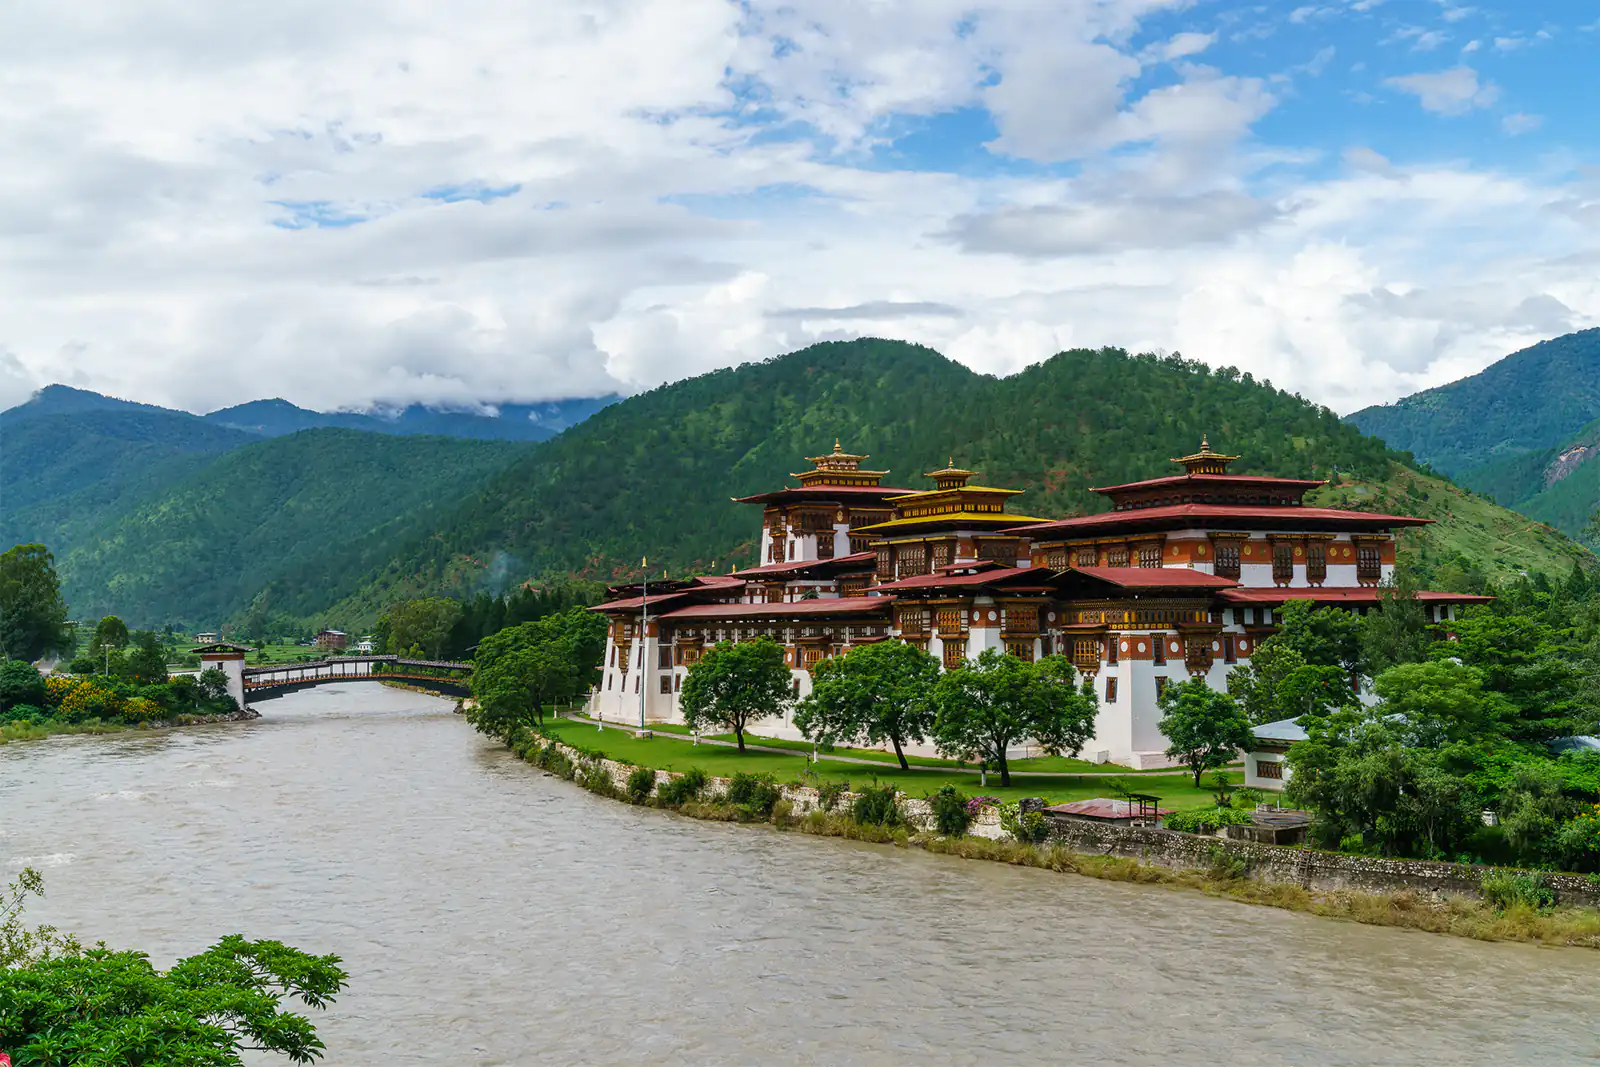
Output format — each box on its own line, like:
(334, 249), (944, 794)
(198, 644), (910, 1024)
(541, 718), (1221, 810)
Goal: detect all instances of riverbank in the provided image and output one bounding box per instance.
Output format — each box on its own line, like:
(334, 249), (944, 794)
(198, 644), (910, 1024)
(0, 707), (260, 745)
(508, 727), (1600, 950)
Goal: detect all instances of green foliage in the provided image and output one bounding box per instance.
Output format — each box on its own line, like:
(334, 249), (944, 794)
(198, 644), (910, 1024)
(851, 783), (904, 828)
(1269, 599), (1366, 674)
(381, 596), (463, 659)
(625, 766), (657, 804)
(794, 640), (939, 770)
(931, 649), (1097, 787)
(1479, 869), (1555, 912)
(89, 614), (130, 656)
(928, 785), (973, 837)
(680, 637), (792, 752)
(0, 544), (71, 663)
(1164, 806), (1255, 835)
(0, 659), (46, 711)
(1157, 678), (1254, 787)
(725, 771), (782, 817)
(0, 869), (348, 1065)
(579, 758), (619, 798)
(657, 767), (708, 806)
(998, 802), (1049, 845)
(816, 780), (849, 813)
(466, 607), (607, 740)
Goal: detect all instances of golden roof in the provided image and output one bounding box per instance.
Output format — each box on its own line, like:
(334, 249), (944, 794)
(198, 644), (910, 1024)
(1171, 434), (1240, 475)
(791, 440), (890, 484)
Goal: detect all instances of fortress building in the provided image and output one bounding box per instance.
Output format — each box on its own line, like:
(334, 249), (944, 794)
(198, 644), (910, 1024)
(586, 440), (1490, 769)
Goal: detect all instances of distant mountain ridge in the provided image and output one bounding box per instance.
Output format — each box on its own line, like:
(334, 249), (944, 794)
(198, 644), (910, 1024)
(4, 384), (620, 442)
(1344, 328), (1600, 538)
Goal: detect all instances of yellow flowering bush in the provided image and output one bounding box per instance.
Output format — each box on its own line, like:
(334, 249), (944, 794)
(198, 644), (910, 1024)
(43, 676), (129, 724)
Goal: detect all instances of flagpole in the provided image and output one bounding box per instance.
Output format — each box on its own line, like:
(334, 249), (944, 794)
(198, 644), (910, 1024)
(638, 556), (649, 730)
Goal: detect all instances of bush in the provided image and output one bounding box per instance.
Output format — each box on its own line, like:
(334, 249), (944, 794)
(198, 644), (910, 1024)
(726, 772), (781, 817)
(535, 744), (575, 780)
(658, 767), (709, 807)
(580, 759), (619, 798)
(1206, 844), (1252, 881)
(851, 783), (903, 828)
(1164, 806), (1255, 835)
(625, 767), (657, 804)
(0, 702), (43, 725)
(1480, 869), (1555, 912)
(928, 785), (973, 837)
(999, 802), (1049, 845)
(817, 780), (850, 813)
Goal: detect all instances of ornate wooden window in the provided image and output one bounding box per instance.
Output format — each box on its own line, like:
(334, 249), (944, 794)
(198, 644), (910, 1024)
(658, 646), (672, 669)
(1105, 677), (1118, 703)
(1213, 540), (1241, 580)
(1072, 638), (1101, 672)
(770, 536), (787, 564)
(1137, 542), (1162, 568)
(942, 639), (967, 669)
(1306, 542), (1327, 584)
(875, 546), (893, 580)
(930, 540), (954, 570)
(977, 539), (1017, 563)
(677, 644), (702, 667)
(1272, 543), (1294, 585)
(1185, 635), (1213, 674)
(816, 534), (835, 560)
(800, 646), (827, 672)
(1075, 545), (1098, 567)
(1046, 548), (1069, 570)
(1107, 636), (1119, 665)
(1256, 760), (1284, 780)
(659, 675), (672, 694)
(1106, 545), (1130, 567)
(1152, 634), (1166, 666)
(1223, 634), (1236, 664)
(840, 577), (868, 598)
(935, 609), (966, 637)
(1357, 544), (1382, 584)
(1005, 639), (1034, 662)
(1004, 605), (1039, 634)
(897, 543), (928, 578)
(904, 638), (929, 653)
(898, 607), (930, 635)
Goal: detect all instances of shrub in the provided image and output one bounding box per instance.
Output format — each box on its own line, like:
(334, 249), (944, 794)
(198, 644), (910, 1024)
(658, 767), (709, 807)
(851, 784), (903, 827)
(1164, 806), (1255, 835)
(999, 802), (1049, 845)
(625, 767), (657, 804)
(580, 759), (619, 798)
(929, 785), (973, 837)
(0, 702), (43, 725)
(726, 772), (781, 817)
(1206, 844), (1252, 881)
(817, 780), (850, 813)
(536, 744), (575, 780)
(1480, 869), (1555, 912)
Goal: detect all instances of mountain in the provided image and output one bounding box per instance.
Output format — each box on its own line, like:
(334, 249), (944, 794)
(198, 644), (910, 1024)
(203, 395), (620, 441)
(1346, 329), (1600, 476)
(53, 429), (531, 629)
(1345, 329), (1600, 538)
(302, 339), (1590, 626)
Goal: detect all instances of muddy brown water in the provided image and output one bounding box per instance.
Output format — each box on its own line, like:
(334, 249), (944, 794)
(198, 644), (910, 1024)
(2, 685), (1596, 1065)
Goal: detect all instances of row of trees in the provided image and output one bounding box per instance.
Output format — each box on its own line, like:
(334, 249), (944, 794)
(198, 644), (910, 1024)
(464, 608), (608, 739)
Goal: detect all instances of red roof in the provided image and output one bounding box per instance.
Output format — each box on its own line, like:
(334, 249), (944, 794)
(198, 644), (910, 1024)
(1045, 798), (1175, 819)
(870, 566), (1038, 591)
(1069, 566), (1240, 589)
(659, 596), (894, 620)
(1090, 473), (1325, 495)
(731, 552), (876, 578)
(1219, 587), (1495, 605)
(1012, 504), (1431, 537)
(733, 485), (914, 505)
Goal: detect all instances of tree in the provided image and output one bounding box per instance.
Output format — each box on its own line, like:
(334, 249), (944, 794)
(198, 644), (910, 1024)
(1270, 599), (1365, 674)
(380, 597), (463, 659)
(930, 649), (1097, 786)
(0, 544), (71, 664)
(0, 658), (46, 712)
(680, 637), (792, 752)
(1373, 660), (1511, 747)
(1226, 641), (1307, 725)
(1157, 678), (1254, 787)
(794, 641), (939, 769)
(467, 608), (608, 740)
(1361, 572), (1433, 674)
(89, 614), (130, 656)
(122, 630), (170, 686)
(1, 869), (348, 1065)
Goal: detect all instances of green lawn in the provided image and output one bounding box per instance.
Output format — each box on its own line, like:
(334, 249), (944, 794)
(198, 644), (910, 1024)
(540, 718), (1220, 810)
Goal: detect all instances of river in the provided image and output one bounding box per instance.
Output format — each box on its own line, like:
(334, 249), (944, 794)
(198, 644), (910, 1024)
(2, 685), (1596, 1065)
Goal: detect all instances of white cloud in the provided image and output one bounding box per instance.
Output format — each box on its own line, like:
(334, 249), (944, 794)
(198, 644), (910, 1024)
(1385, 66), (1498, 115)
(0, 0), (1592, 422)
(1502, 113), (1543, 135)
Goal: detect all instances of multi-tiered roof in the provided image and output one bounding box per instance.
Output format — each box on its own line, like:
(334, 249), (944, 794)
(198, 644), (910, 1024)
(733, 441), (911, 507)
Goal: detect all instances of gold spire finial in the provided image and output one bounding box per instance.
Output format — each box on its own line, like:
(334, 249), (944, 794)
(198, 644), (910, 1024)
(1200, 433), (1210, 451)
(948, 456), (954, 468)
(834, 438), (842, 452)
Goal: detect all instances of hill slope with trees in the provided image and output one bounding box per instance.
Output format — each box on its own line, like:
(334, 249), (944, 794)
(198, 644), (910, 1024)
(307, 339), (1589, 626)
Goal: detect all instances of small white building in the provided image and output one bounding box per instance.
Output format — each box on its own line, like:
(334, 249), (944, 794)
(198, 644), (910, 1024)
(355, 636), (376, 654)
(1245, 717), (1308, 792)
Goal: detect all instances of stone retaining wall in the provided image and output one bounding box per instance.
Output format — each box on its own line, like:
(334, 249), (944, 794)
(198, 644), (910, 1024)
(1042, 815), (1600, 908)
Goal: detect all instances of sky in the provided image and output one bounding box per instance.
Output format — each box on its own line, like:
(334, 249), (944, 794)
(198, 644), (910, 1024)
(0, 0), (1596, 417)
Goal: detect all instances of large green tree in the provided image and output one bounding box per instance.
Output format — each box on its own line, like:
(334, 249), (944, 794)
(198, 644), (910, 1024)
(381, 597), (463, 660)
(0, 659), (46, 714)
(1157, 678), (1254, 787)
(89, 614), (130, 656)
(930, 649), (1097, 786)
(467, 608), (606, 740)
(0, 544), (71, 663)
(794, 641), (939, 769)
(680, 637), (793, 752)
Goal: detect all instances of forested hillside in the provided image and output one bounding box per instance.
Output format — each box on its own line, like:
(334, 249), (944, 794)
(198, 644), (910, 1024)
(307, 339), (1589, 627)
(53, 429), (529, 629)
(1346, 328), (1600, 477)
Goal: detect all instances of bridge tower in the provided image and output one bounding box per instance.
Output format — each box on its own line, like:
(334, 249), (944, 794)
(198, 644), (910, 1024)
(190, 642), (252, 711)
